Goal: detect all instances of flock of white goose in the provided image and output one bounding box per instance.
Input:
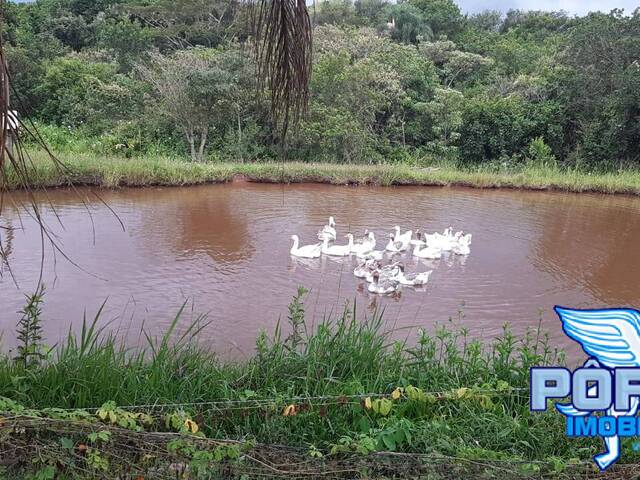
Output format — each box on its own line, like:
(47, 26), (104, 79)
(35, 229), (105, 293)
(290, 216), (472, 295)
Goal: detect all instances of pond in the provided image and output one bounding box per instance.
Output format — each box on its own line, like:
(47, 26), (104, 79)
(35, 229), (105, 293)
(1, 182), (639, 360)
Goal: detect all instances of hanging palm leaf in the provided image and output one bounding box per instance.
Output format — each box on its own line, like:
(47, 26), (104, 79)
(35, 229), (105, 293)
(0, 0), (88, 280)
(251, 0), (312, 147)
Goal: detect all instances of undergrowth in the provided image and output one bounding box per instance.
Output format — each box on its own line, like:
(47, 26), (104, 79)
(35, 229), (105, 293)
(6, 150), (640, 195)
(0, 289), (634, 478)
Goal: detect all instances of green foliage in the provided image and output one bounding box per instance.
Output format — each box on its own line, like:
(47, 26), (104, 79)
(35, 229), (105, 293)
(419, 39), (494, 87)
(4, 0), (639, 170)
(14, 286), (47, 370)
(295, 26), (439, 162)
(382, 3), (433, 44)
(137, 45), (261, 161)
(408, 0), (463, 38)
(424, 87), (463, 159)
(315, 0), (360, 27)
(37, 52), (143, 131)
(556, 10), (640, 169)
(95, 15), (155, 71)
(526, 136), (557, 169)
(458, 96), (563, 166)
(0, 292), (602, 478)
(124, 0), (239, 49)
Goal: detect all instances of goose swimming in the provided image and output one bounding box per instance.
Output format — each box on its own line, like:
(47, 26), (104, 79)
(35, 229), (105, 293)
(393, 226), (413, 244)
(350, 232), (375, 255)
(369, 262), (402, 283)
(452, 233), (472, 255)
(367, 272), (400, 295)
(424, 230), (454, 251)
(317, 216), (337, 242)
(354, 229), (369, 244)
(322, 235), (353, 256)
(385, 233), (410, 253)
(394, 265), (432, 286)
(354, 258), (379, 279)
(409, 229), (426, 247)
(412, 239), (442, 259)
(357, 249), (384, 261)
(290, 235), (322, 258)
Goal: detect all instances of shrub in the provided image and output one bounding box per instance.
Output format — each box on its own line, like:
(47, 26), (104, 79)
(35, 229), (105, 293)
(526, 136), (557, 169)
(458, 96), (562, 166)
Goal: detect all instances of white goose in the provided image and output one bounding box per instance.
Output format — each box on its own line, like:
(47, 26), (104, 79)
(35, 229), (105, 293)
(290, 235), (322, 258)
(322, 235), (353, 256)
(393, 226), (413, 244)
(452, 233), (472, 256)
(424, 230), (454, 251)
(367, 272), (400, 295)
(368, 262), (402, 283)
(394, 265), (432, 286)
(385, 233), (410, 253)
(409, 229), (426, 247)
(354, 229), (370, 244)
(357, 249), (385, 261)
(350, 232), (375, 255)
(413, 241), (442, 260)
(354, 258), (379, 279)
(317, 216), (337, 242)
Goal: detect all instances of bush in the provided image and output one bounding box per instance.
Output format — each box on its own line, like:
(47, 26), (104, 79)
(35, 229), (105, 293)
(458, 96), (563, 166)
(36, 53), (144, 132)
(525, 136), (557, 169)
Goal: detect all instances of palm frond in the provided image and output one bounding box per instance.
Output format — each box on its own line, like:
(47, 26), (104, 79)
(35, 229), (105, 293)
(251, 0), (312, 145)
(0, 1), (101, 281)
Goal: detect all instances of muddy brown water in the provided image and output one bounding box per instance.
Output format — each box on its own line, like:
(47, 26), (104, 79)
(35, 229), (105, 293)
(1, 182), (639, 361)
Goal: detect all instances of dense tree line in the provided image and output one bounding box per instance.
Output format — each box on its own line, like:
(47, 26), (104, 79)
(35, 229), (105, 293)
(2, 0), (639, 169)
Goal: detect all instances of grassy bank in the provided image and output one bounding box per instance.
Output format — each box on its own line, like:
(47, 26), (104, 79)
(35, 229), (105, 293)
(7, 150), (640, 195)
(0, 290), (636, 478)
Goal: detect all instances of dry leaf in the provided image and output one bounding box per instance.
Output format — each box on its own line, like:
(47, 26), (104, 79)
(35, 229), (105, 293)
(283, 404), (298, 417)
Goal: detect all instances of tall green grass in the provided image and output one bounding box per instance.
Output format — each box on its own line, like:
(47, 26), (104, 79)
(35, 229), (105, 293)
(7, 149), (640, 195)
(1, 289), (622, 476)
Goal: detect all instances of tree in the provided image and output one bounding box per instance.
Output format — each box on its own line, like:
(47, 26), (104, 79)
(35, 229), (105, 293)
(556, 9), (640, 168)
(126, 0), (239, 49)
(458, 96), (563, 166)
(295, 26), (438, 162)
(138, 47), (253, 161)
(37, 52), (141, 131)
(95, 15), (155, 71)
(419, 39), (493, 87)
(501, 9), (571, 38)
(408, 0), (462, 38)
(467, 10), (502, 32)
(424, 87), (463, 158)
(354, 0), (388, 27)
(315, 0), (359, 26)
(128, 0), (312, 144)
(381, 3), (432, 45)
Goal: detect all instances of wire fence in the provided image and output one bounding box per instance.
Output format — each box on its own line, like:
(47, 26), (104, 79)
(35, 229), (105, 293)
(1, 414), (609, 480)
(5, 387), (628, 479)
(9, 387), (530, 414)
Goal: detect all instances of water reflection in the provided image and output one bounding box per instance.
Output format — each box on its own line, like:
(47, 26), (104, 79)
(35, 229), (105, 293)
(1, 183), (639, 361)
(532, 193), (640, 306)
(132, 188), (255, 266)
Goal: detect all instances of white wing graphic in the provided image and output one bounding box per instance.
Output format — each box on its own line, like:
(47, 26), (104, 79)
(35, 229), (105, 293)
(553, 307), (640, 471)
(554, 306), (640, 368)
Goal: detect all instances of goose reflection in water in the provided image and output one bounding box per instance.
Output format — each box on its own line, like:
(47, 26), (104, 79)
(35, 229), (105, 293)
(4, 182), (640, 362)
